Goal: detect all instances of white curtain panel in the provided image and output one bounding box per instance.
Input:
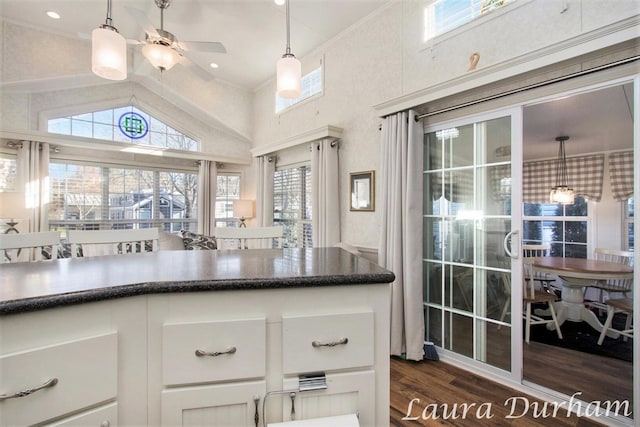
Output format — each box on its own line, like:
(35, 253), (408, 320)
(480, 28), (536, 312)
(255, 155), (275, 227)
(197, 160), (217, 235)
(312, 138), (340, 248)
(378, 110), (425, 361)
(17, 141), (50, 232)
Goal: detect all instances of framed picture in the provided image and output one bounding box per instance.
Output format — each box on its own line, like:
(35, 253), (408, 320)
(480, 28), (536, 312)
(350, 170), (375, 211)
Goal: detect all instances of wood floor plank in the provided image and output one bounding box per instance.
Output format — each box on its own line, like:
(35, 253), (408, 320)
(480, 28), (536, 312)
(390, 357), (617, 426)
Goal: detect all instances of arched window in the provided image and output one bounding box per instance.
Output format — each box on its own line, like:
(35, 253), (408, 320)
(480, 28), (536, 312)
(47, 106), (198, 152)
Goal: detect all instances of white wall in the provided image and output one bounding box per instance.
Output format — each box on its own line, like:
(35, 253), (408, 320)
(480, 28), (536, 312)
(251, 0), (639, 249)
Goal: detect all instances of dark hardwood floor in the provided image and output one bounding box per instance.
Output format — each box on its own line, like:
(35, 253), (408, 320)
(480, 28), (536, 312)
(390, 356), (620, 426)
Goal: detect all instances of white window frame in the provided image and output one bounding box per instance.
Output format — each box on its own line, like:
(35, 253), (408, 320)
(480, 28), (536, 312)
(421, 0), (528, 46)
(275, 62), (324, 114)
(273, 162), (312, 248)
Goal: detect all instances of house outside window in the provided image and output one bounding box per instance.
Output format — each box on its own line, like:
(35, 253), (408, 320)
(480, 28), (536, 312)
(522, 197), (589, 258)
(273, 164), (312, 248)
(48, 161), (198, 235)
(215, 174), (241, 228)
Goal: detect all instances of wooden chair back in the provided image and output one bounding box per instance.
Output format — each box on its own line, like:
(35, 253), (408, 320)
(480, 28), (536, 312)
(67, 228), (159, 257)
(0, 231), (61, 263)
(593, 247), (634, 293)
(214, 226), (284, 249)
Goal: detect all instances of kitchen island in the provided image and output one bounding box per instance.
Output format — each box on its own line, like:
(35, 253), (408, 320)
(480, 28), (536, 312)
(0, 248), (394, 426)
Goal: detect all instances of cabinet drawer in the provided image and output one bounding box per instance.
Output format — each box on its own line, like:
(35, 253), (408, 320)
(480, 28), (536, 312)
(49, 402), (118, 426)
(282, 312), (374, 374)
(0, 332), (117, 426)
(162, 318), (266, 386)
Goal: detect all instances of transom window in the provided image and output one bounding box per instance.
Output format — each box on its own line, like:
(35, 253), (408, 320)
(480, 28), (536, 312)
(275, 67), (323, 114)
(423, 0), (517, 41)
(47, 106), (198, 151)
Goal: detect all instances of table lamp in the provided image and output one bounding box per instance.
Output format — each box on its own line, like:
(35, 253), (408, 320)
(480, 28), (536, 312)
(0, 191), (28, 234)
(232, 200), (254, 228)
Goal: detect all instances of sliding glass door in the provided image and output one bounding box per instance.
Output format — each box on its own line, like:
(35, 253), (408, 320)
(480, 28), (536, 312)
(423, 108), (522, 375)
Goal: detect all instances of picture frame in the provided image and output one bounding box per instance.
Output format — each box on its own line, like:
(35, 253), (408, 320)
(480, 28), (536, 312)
(350, 170), (375, 211)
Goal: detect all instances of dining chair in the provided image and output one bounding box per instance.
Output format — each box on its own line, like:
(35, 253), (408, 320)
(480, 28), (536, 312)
(590, 248), (634, 310)
(522, 244), (558, 295)
(597, 298), (633, 345)
(214, 226), (284, 250)
(0, 231), (62, 263)
(522, 258), (563, 343)
(67, 228), (159, 257)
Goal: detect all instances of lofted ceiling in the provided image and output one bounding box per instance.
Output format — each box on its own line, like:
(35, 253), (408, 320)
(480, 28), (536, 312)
(0, 0), (390, 89)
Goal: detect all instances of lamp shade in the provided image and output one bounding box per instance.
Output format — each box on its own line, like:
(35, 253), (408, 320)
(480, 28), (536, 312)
(277, 55), (301, 99)
(0, 192), (28, 219)
(233, 200), (255, 219)
(142, 43), (180, 71)
(92, 27), (127, 81)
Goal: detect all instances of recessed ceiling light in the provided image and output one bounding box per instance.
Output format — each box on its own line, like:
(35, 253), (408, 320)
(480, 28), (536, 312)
(46, 10), (61, 19)
(274, 0), (285, 5)
(209, 63), (219, 69)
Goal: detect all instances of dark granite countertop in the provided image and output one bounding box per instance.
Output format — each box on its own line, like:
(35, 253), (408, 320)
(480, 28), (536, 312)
(0, 248), (395, 315)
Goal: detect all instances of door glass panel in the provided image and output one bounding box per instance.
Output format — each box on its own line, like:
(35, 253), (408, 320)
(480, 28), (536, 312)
(424, 114), (513, 374)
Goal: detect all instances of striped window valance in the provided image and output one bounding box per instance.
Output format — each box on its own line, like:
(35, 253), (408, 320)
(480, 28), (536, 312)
(523, 154), (604, 203)
(609, 151), (634, 201)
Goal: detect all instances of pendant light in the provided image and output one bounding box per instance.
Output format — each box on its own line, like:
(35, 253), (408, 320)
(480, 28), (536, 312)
(92, 0), (127, 80)
(276, 0), (301, 99)
(549, 135), (575, 205)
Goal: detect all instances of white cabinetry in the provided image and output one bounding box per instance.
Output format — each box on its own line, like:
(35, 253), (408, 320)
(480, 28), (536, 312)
(147, 284), (389, 426)
(1, 283), (389, 426)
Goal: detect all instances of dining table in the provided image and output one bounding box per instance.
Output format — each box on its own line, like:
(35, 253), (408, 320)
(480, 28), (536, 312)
(531, 257), (633, 337)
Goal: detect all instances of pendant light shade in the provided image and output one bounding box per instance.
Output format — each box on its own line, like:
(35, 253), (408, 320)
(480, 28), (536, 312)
(142, 43), (180, 71)
(277, 55), (301, 98)
(92, 0), (127, 81)
(276, 0), (301, 99)
(549, 136), (575, 205)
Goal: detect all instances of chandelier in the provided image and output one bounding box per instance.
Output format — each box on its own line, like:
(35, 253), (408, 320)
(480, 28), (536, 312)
(549, 136), (575, 205)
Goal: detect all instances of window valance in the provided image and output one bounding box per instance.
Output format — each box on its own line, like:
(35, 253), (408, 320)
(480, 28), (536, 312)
(523, 154), (604, 203)
(609, 151), (634, 201)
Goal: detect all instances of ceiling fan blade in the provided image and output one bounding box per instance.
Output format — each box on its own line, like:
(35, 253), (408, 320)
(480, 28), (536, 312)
(124, 6), (160, 39)
(180, 52), (216, 81)
(180, 41), (227, 54)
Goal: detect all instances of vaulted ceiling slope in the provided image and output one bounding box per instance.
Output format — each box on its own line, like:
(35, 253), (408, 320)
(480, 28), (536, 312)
(0, 0), (389, 89)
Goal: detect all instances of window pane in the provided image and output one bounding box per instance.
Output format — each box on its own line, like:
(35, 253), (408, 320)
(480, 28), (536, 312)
(274, 165), (312, 247)
(49, 162), (197, 233)
(48, 106), (199, 152)
(0, 156), (18, 191)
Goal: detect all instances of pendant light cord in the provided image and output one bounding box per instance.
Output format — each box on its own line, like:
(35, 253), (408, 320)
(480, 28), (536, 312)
(104, 0), (114, 28)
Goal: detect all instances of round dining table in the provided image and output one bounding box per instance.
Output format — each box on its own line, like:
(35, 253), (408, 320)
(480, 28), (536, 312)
(531, 257), (633, 336)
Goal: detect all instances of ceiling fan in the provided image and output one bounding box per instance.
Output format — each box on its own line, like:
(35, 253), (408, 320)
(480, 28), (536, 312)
(127, 0), (226, 73)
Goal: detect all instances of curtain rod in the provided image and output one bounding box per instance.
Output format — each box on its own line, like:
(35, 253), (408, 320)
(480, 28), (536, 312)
(414, 55), (639, 120)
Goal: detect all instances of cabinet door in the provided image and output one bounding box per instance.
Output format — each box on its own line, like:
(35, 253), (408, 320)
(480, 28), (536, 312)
(281, 371), (374, 426)
(161, 381), (266, 427)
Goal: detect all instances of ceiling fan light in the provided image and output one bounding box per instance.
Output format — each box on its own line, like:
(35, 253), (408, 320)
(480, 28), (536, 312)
(277, 54), (301, 98)
(142, 43), (179, 71)
(92, 27), (127, 81)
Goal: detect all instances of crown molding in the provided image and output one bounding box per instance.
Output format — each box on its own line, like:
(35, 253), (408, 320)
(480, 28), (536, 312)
(250, 125), (343, 157)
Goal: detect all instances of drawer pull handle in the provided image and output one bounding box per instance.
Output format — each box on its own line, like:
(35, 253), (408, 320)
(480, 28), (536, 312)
(312, 338), (349, 348)
(195, 346), (237, 357)
(0, 377), (58, 401)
